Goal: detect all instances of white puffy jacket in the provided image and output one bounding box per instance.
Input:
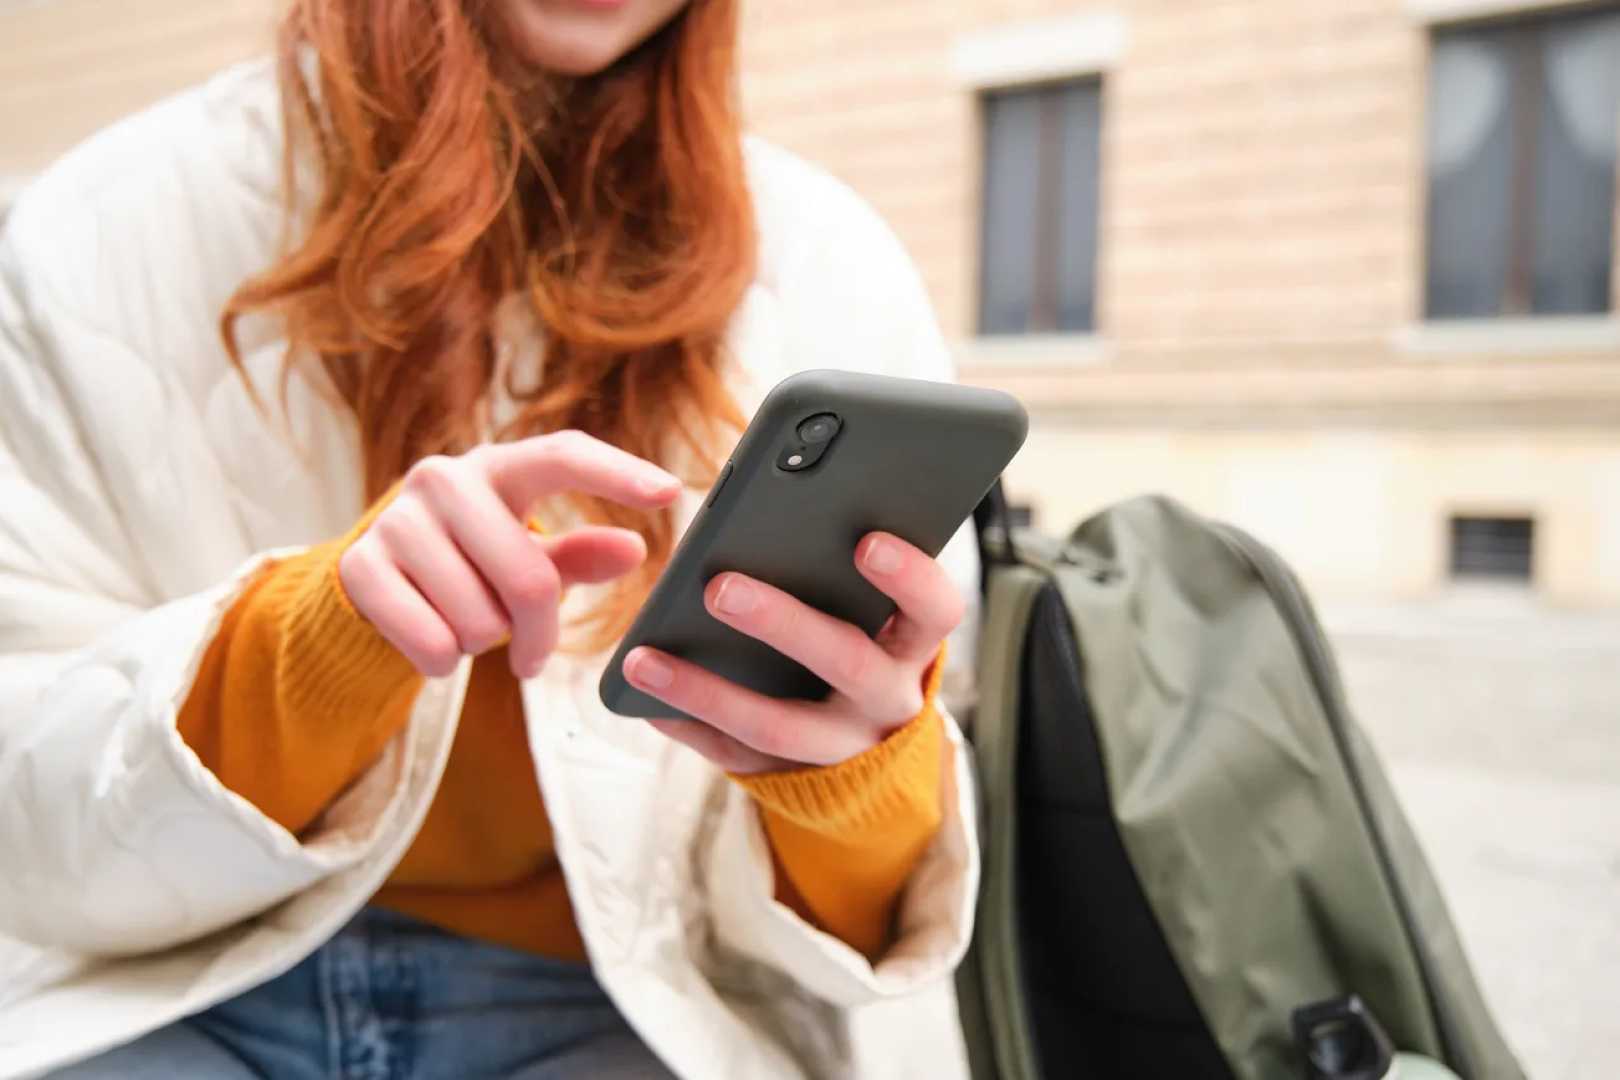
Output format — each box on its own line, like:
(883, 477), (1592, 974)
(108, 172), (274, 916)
(0, 59), (983, 1079)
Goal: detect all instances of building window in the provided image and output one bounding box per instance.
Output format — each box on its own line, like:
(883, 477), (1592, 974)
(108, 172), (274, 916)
(1449, 515), (1534, 581)
(1424, 6), (1620, 319)
(978, 78), (1101, 335)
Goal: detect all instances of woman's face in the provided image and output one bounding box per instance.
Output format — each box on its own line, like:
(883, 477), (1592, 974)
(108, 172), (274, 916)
(487, 0), (692, 77)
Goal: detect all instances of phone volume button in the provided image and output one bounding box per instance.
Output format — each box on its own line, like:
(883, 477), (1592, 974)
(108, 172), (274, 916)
(706, 461), (734, 507)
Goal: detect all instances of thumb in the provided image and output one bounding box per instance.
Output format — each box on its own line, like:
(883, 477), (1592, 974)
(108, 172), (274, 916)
(533, 525), (649, 585)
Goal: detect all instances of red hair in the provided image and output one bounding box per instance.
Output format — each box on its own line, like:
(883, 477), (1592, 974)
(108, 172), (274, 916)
(223, 0), (754, 652)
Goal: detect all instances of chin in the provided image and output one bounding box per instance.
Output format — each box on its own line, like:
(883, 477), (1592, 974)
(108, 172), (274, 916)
(493, 1), (675, 78)
(517, 30), (632, 75)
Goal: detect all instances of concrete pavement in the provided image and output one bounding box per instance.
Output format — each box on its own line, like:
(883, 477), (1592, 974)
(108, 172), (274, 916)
(1325, 589), (1620, 1080)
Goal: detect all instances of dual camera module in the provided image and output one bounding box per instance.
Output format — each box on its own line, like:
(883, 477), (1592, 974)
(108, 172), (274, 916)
(776, 411), (842, 472)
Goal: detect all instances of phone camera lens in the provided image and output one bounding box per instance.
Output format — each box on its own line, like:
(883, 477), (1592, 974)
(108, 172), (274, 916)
(797, 413), (840, 444)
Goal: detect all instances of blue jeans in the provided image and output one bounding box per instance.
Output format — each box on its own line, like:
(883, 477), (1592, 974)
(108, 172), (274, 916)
(53, 906), (674, 1079)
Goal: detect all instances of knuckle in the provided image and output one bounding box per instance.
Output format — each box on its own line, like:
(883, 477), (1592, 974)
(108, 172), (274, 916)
(939, 587), (967, 633)
(337, 542), (380, 596)
(687, 676), (726, 721)
(680, 673), (708, 711)
(893, 684), (926, 720)
(544, 428), (593, 459)
(837, 635), (879, 691)
(420, 655), (459, 679)
(771, 600), (803, 643)
(504, 561), (561, 608)
(412, 633), (462, 678)
(373, 498), (430, 549)
(717, 743), (760, 774)
(749, 718), (796, 760)
(455, 616), (508, 656)
(405, 454), (460, 497)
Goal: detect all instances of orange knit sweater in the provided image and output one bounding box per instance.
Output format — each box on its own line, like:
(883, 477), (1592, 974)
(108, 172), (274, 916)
(178, 497), (947, 962)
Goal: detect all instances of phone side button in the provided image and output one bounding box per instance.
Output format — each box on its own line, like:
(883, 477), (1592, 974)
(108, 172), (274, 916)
(705, 461), (734, 507)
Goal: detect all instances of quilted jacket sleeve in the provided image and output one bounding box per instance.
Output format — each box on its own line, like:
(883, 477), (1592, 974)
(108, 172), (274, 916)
(700, 145), (983, 1007)
(0, 140), (413, 957)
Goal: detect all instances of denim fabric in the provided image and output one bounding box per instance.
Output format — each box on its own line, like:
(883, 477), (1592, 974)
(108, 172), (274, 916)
(52, 907), (674, 1079)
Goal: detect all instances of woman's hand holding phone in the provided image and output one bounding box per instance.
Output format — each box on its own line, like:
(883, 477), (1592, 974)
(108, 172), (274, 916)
(338, 431), (681, 681)
(337, 425), (959, 775)
(623, 532), (963, 774)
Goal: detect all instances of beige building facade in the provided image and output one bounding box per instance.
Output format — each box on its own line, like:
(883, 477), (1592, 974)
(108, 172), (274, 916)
(738, 0), (1620, 606)
(0, 0), (274, 185)
(4, 0), (1618, 604)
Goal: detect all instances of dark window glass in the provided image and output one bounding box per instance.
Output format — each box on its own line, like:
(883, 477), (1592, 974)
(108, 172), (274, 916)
(1450, 516), (1534, 580)
(980, 91), (1042, 334)
(1055, 82), (1102, 332)
(1425, 7), (1620, 318)
(1533, 13), (1620, 313)
(979, 79), (1102, 334)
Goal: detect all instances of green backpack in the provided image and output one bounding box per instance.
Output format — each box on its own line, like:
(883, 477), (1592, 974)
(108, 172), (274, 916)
(955, 492), (1524, 1080)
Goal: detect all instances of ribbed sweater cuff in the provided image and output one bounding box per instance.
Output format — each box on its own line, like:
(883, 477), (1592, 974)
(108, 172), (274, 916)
(268, 538), (423, 723)
(733, 644), (947, 833)
(271, 478), (421, 722)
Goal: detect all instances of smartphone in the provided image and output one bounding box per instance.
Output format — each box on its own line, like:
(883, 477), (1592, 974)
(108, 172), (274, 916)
(598, 368), (1028, 720)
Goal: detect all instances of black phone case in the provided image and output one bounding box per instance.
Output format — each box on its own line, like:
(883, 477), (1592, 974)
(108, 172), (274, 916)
(597, 368), (1029, 719)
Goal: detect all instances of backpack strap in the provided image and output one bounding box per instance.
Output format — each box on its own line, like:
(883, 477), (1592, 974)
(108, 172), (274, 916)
(971, 480), (1013, 598)
(959, 560), (1050, 1080)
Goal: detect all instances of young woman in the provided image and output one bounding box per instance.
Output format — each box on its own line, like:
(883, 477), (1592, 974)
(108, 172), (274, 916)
(0, 0), (982, 1076)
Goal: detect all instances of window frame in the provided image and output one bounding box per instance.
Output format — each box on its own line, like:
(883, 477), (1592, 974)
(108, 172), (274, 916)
(973, 77), (1105, 343)
(1416, 1), (1620, 325)
(954, 12), (1122, 365)
(1448, 513), (1537, 582)
(1408, 0), (1601, 21)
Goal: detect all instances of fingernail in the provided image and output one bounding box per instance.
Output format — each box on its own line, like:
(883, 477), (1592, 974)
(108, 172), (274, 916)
(640, 472), (680, 498)
(629, 650), (674, 689)
(863, 536), (902, 574)
(714, 575), (757, 615)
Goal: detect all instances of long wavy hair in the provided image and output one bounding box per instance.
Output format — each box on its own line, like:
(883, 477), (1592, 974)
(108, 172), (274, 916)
(223, 0), (755, 653)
